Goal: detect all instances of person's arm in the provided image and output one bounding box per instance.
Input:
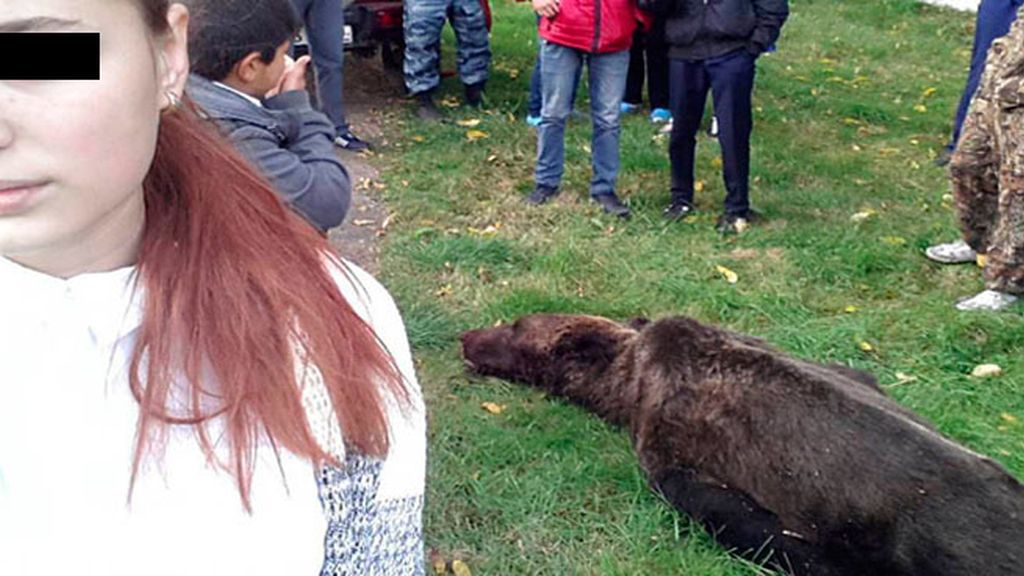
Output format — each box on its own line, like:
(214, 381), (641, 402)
(748, 0), (788, 54)
(225, 91), (351, 232)
(309, 258), (427, 573)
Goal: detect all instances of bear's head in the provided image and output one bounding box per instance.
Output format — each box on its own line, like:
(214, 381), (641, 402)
(461, 313), (639, 399)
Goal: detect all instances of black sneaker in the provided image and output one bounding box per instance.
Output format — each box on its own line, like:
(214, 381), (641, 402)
(715, 210), (759, 234)
(525, 185), (559, 205)
(663, 200), (695, 220)
(464, 81), (485, 107)
(594, 193), (631, 219)
(416, 92), (443, 122)
(334, 130), (373, 151)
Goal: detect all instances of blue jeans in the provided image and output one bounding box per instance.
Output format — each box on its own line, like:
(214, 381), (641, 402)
(291, 0), (348, 133)
(527, 17), (580, 117)
(535, 41), (629, 198)
(669, 50), (756, 215)
(948, 0), (1024, 151)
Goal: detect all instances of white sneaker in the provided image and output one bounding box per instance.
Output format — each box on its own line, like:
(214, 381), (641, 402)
(925, 239), (977, 264)
(955, 289), (1019, 311)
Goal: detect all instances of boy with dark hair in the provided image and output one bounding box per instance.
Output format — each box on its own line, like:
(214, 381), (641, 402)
(184, 0), (351, 232)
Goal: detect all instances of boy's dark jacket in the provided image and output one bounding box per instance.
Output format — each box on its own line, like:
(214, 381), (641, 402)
(186, 74), (351, 232)
(640, 0), (788, 60)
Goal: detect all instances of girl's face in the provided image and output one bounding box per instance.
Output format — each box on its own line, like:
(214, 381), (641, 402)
(0, 0), (188, 278)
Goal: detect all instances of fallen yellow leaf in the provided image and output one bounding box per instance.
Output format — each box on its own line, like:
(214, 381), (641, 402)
(481, 402), (506, 415)
(451, 560), (472, 576)
(1001, 413), (1019, 425)
(712, 156), (724, 169)
(922, 86), (937, 98)
(694, 180), (705, 193)
(456, 118), (482, 127)
(465, 130), (489, 141)
(428, 550), (446, 575)
(977, 254), (987, 268)
(895, 372), (918, 384)
(881, 236), (907, 246)
(844, 305), (858, 313)
(971, 364), (1002, 378)
(434, 284), (453, 298)
(412, 135), (426, 142)
(715, 265), (739, 284)
(850, 209), (877, 222)
(858, 341), (875, 352)
(913, 103), (927, 113)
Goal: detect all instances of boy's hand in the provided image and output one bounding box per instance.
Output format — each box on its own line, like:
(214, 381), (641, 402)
(267, 55), (311, 98)
(533, 0), (560, 18)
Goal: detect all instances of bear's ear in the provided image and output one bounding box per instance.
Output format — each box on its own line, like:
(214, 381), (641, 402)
(627, 317), (651, 331)
(553, 330), (622, 370)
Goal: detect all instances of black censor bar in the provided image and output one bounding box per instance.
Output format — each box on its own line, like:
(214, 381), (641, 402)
(0, 33), (100, 80)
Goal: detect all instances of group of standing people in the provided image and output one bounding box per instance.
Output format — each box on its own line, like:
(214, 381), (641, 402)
(523, 0), (789, 232)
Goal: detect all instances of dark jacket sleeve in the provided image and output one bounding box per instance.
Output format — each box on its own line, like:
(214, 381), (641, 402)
(225, 90), (351, 232)
(749, 0), (788, 53)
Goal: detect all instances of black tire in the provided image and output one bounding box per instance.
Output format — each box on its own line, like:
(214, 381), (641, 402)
(381, 41), (404, 71)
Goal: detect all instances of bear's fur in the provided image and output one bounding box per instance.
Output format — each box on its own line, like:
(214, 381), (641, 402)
(460, 314), (1024, 576)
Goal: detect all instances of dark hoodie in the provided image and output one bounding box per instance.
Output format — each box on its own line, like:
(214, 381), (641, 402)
(639, 0), (788, 61)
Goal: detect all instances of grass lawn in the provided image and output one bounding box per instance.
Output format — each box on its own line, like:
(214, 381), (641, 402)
(366, 0), (1024, 572)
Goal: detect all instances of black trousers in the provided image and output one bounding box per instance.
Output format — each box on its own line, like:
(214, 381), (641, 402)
(668, 49), (756, 215)
(624, 26), (669, 110)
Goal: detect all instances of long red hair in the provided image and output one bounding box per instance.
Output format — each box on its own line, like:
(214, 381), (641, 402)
(131, 0), (404, 508)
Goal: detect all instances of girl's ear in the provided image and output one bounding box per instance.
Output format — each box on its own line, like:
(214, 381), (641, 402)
(157, 3), (190, 110)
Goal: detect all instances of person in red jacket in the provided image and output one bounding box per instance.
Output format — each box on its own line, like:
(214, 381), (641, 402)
(524, 0), (648, 219)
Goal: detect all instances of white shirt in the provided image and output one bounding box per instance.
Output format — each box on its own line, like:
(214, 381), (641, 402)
(0, 256), (426, 575)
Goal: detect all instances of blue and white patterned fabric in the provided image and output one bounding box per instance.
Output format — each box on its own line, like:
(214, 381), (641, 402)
(319, 456), (425, 575)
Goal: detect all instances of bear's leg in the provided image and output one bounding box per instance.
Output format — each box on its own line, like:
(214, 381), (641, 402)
(652, 468), (839, 576)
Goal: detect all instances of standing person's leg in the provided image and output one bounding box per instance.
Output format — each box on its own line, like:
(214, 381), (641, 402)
(302, 1), (346, 130)
(527, 15), (544, 121)
(449, 0), (492, 106)
(952, 102), (1020, 310)
(984, 116), (1024, 297)
(404, 0), (449, 120)
(667, 58), (710, 215)
(950, 100), (1000, 254)
(623, 29), (646, 110)
(529, 41), (583, 204)
(945, 0), (1021, 156)
(708, 50), (757, 224)
(588, 49), (632, 217)
(646, 24), (671, 119)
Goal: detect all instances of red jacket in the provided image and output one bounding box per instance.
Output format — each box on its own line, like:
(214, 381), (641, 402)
(538, 0), (648, 53)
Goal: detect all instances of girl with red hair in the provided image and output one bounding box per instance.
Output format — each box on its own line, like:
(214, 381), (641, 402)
(0, 1), (425, 574)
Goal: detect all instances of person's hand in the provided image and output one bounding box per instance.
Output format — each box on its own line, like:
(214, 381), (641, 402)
(267, 55), (311, 98)
(533, 0), (560, 18)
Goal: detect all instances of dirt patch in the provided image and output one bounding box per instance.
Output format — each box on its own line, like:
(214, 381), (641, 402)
(325, 55), (407, 274)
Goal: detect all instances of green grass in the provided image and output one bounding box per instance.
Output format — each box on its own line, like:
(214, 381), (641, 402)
(365, 0), (1024, 572)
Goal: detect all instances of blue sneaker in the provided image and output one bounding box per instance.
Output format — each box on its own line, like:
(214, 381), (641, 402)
(526, 114), (542, 127)
(620, 102), (640, 114)
(650, 108), (672, 124)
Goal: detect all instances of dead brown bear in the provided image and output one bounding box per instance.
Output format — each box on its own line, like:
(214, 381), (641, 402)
(460, 314), (1024, 576)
